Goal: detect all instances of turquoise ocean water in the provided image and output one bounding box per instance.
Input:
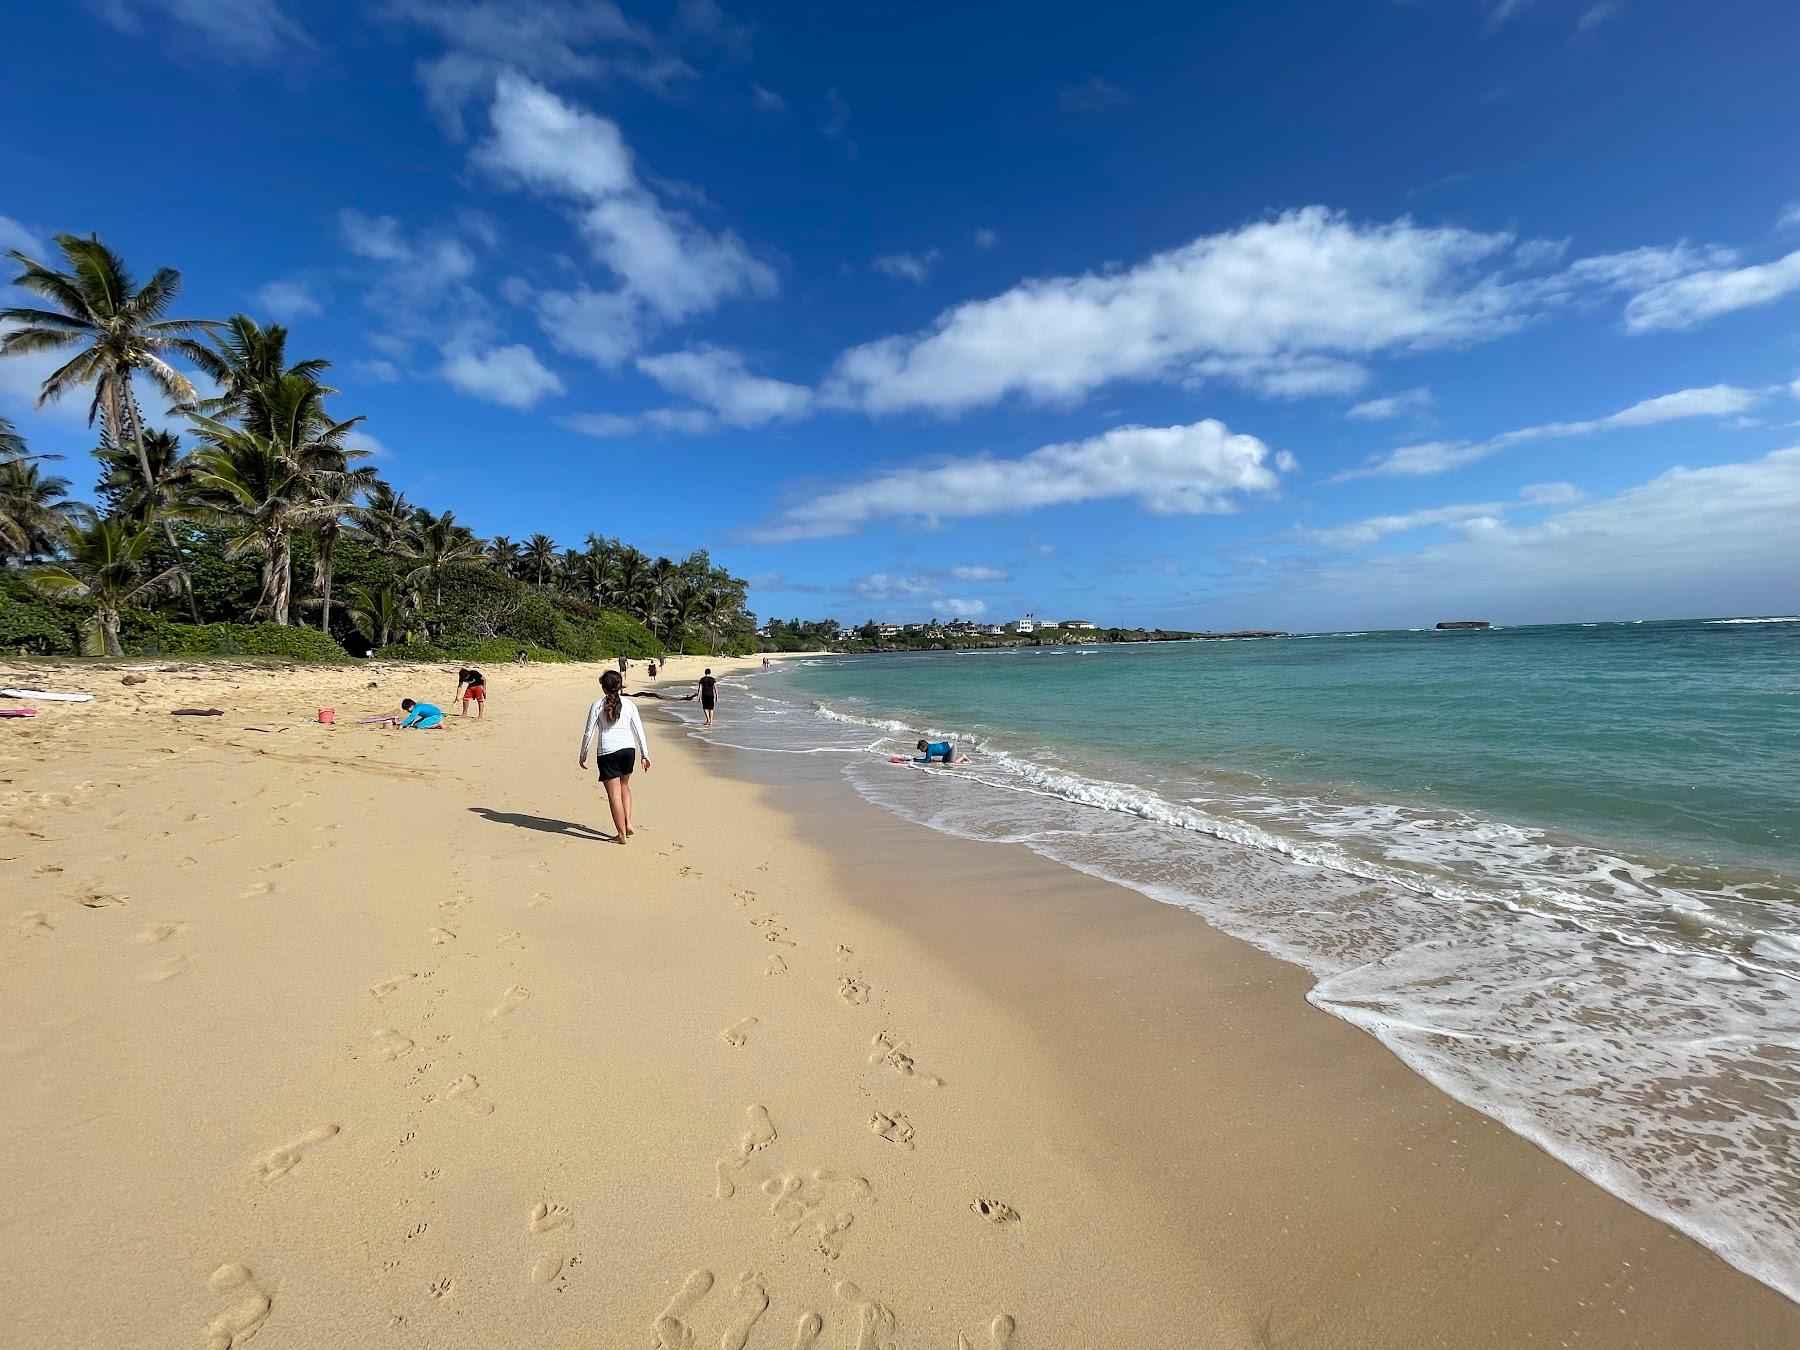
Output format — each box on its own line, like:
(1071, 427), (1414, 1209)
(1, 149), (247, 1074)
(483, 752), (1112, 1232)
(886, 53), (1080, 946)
(673, 617), (1800, 1300)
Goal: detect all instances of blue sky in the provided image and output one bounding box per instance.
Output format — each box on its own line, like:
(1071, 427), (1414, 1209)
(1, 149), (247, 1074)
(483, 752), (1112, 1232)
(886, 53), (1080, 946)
(3, 0), (1798, 631)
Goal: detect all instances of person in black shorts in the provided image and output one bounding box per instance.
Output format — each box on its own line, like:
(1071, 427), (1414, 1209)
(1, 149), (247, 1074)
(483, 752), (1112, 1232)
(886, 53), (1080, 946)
(699, 668), (718, 727)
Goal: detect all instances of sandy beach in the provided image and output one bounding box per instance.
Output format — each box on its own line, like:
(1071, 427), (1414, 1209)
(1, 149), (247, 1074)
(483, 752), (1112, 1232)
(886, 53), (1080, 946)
(3, 656), (1795, 1349)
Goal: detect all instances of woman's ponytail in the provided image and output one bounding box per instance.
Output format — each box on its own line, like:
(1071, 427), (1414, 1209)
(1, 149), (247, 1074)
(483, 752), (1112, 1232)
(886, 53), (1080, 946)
(600, 669), (624, 725)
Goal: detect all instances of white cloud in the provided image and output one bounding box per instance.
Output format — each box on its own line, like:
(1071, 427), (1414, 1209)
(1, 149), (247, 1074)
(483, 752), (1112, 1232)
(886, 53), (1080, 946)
(851, 572), (941, 603)
(338, 209), (415, 264)
(932, 598), (987, 618)
(949, 564), (1012, 582)
(1780, 202), (1800, 233)
(1621, 248), (1800, 332)
(384, 0), (687, 138)
(749, 419), (1288, 542)
(1338, 383), (1761, 480)
(91, 0), (312, 63)
(1061, 77), (1126, 112)
(873, 250), (941, 284)
(1577, 2), (1621, 32)
(1303, 501), (1508, 548)
(0, 214), (43, 259)
(1225, 448), (1800, 630)
(353, 358), (402, 383)
(1347, 388), (1432, 420)
(343, 430), (390, 460)
(1519, 481), (1586, 505)
(253, 280), (321, 320)
(636, 345), (810, 426)
(0, 324), (92, 427)
(559, 408), (713, 437)
(474, 75), (775, 360)
(441, 344), (564, 409)
(974, 228), (999, 250)
(823, 207), (1524, 416)
(751, 83), (785, 113)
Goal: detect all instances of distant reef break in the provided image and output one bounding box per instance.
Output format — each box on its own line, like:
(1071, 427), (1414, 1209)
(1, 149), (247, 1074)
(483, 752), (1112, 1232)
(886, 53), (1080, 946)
(1435, 620), (1492, 630)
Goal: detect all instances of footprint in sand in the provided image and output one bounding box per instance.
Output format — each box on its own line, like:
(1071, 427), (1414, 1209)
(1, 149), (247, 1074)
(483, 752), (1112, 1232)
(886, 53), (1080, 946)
(651, 1268), (714, 1350)
(528, 891), (552, 908)
(836, 945), (854, 963)
(370, 973), (417, 1000)
(791, 1312), (825, 1349)
(722, 1017), (757, 1048)
(371, 1028), (415, 1060)
(959, 1315), (1019, 1349)
(16, 912), (54, 938)
(205, 1263), (272, 1350)
(766, 954), (787, 976)
(529, 1252), (565, 1286)
(428, 927), (458, 945)
(714, 1158), (740, 1199)
(871, 1111), (914, 1149)
(77, 890), (126, 909)
(868, 1031), (945, 1087)
(146, 953), (191, 983)
(488, 985), (531, 1019)
(836, 1281), (898, 1350)
(739, 1105), (776, 1158)
(838, 977), (870, 1006)
(239, 881), (273, 899)
(721, 1272), (770, 1350)
(972, 1198), (1020, 1225)
(429, 1276), (454, 1299)
(733, 889), (756, 907)
(446, 1073), (495, 1116)
(528, 1201), (573, 1234)
(134, 920), (186, 943)
(258, 1123), (341, 1181)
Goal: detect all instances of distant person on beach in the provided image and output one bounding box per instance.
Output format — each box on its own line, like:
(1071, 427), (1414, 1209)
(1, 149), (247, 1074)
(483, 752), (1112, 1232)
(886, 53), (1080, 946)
(699, 668), (718, 727)
(396, 698), (444, 729)
(762, 656), (771, 669)
(648, 660), (658, 679)
(617, 656), (628, 675)
(915, 738), (966, 765)
(455, 667), (486, 718)
(578, 670), (650, 844)
(515, 649), (528, 665)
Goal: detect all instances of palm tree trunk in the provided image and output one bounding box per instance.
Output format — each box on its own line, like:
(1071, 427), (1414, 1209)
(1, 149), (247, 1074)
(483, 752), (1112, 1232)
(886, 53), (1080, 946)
(318, 535), (334, 634)
(271, 534), (293, 625)
(112, 373), (201, 623)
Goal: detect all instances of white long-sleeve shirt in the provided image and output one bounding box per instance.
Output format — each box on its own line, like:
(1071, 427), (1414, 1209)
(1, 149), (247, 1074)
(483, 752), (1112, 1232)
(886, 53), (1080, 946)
(581, 696), (649, 759)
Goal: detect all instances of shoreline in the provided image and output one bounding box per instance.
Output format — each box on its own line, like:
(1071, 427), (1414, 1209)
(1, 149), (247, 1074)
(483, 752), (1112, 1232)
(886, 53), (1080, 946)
(2, 659), (1794, 1347)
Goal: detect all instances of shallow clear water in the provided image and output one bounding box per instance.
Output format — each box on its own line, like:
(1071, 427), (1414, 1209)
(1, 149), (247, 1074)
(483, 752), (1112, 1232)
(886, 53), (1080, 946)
(671, 618), (1800, 1301)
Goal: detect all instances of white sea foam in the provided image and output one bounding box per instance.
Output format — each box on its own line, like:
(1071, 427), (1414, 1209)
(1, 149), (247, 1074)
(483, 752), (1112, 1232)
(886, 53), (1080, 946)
(683, 681), (1800, 1302)
(1708, 616), (1800, 625)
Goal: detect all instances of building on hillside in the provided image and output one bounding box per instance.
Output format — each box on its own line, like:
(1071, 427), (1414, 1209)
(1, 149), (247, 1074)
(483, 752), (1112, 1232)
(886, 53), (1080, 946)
(1014, 613), (1036, 635)
(1060, 619), (1098, 630)
(877, 624), (902, 639)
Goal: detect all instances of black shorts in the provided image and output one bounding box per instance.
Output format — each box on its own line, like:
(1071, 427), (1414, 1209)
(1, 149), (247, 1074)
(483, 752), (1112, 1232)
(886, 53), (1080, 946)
(701, 697), (716, 711)
(596, 747), (637, 781)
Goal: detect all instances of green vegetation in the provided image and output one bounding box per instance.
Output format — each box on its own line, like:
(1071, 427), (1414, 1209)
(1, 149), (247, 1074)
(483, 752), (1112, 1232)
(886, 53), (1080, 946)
(0, 234), (756, 663)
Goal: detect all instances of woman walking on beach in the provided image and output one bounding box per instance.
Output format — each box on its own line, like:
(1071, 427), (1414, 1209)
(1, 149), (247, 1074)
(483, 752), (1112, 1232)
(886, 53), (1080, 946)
(578, 670), (651, 843)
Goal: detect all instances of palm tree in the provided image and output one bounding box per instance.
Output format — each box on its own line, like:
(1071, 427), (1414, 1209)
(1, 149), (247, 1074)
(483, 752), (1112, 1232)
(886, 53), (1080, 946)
(350, 481), (415, 554)
(346, 584), (405, 650)
(25, 517), (182, 656)
(608, 547), (652, 617)
(660, 584), (702, 651)
(1, 453), (83, 562)
(308, 466), (380, 634)
(185, 375), (362, 624)
(522, 533), (557, 587)
(97, 427), (194, 525)
(191, 315), (332, 433)
(402, 509), (487, 609)
(1, 236), (214, 611)
(486, 535), (521, 576)
(696, 587), (736, 655)
(0, 414), (24, 462)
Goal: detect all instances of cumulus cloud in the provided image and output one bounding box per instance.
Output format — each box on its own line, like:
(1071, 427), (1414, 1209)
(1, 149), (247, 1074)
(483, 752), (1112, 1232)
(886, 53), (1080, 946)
(1337, 383), (1761, 480)
(441, 343), (564, 408)
(1300, 481), (1589, 548)
(748, 419), (1288, 542)
(636, 344), (809, 424)
(822, 207), (1525, 416)
(1621, 248), (1800, 332)
(353, 358), (402, 383)
(253, 280), (321, 320)
(473, 75), (775, 364)
(949, 564), (1012, 582)
(1347, 388), (1432, 421)
(90, 0), (312, 63)
(932, 598), (987, 618)
(872, 250), (940, 284)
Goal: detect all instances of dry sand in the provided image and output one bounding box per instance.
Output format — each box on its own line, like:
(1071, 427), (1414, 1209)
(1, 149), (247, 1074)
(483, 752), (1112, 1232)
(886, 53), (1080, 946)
(2, 655), (1794, 1348)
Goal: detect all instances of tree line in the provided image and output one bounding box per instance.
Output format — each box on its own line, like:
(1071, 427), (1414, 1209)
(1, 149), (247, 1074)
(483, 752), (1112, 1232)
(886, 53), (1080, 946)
(0, 234), (753, 659)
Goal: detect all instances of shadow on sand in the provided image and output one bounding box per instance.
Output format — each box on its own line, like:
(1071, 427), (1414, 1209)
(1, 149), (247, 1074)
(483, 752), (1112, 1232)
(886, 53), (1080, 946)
(467, 807), (613, 841)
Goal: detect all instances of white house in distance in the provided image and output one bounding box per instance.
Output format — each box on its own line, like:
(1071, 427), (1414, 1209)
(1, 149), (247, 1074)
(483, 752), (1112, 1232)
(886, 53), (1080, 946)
(1060, 619), (1098, 630)
(1014, 613), (1036, 635)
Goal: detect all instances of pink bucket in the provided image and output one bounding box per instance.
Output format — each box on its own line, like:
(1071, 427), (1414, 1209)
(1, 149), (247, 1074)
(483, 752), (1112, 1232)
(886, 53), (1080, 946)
(318, 708), (335, 725)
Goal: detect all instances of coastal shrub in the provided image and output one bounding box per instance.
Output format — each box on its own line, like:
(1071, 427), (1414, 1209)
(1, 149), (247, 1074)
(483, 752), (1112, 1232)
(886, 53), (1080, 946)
(444, 638), (569, 664)
(375, 641), (451, 661)
(123, 620), (349, 661)
(0, 575), (82, 653)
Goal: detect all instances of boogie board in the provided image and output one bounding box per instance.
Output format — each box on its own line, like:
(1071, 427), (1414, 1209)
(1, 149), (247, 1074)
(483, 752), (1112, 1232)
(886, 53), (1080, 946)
(0, 708), (37, 718)
(2, 688), (93, 702)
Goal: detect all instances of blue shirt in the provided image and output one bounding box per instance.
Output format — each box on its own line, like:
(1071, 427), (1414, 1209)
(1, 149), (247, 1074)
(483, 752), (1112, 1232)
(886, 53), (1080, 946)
(401, 703), (443, 728)
(918, 740), (951, 762)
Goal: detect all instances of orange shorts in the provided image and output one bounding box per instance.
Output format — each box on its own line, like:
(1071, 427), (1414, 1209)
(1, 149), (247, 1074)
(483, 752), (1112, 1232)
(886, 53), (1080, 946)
(464, 684), (486, 702)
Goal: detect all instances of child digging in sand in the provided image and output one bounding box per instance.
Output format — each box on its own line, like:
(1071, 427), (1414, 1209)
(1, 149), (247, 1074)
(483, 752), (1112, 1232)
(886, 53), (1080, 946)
(395, 698), (445, 729)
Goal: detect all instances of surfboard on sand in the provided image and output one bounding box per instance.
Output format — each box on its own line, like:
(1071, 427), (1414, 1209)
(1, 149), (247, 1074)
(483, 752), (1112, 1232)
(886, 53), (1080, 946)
(2, 688), (93, 703)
